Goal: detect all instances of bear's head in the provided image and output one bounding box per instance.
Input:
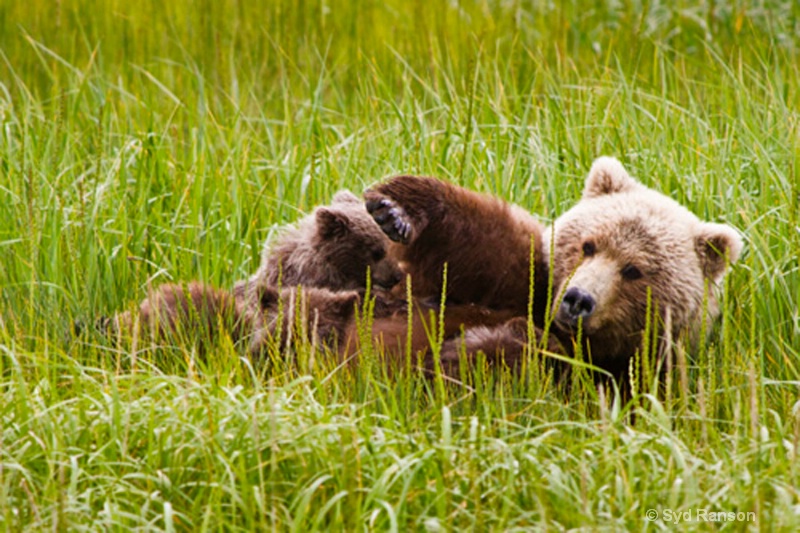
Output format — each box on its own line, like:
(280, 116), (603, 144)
(312, 190), (404, 290)
(248, 284), (361, 355)
(544, 157), (743, 363)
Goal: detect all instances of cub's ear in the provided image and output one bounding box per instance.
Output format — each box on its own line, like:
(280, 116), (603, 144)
(328, 291), (360, 319)
(332, 190), (360, 204)
(695, 222), (743, 282)
(259, 285), (280, 309)
(316, 208), (351, 239)
(583, 156), (637, 198)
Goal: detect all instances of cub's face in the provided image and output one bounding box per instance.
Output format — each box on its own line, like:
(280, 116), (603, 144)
(544, 157), (743, 361)
(315, 191), (404, 291)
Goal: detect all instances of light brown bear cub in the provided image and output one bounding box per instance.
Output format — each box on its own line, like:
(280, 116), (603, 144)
(233, 189), (407, 354)
(365, 157), (743, 381)
(245, 190), (403, 295)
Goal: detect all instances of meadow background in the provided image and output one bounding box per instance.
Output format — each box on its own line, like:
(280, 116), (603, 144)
(1, 0), (799, 530)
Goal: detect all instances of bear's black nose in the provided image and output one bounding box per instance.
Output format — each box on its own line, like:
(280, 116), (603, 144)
(373, 267), (403, 289)
(560, 287), (596, 324)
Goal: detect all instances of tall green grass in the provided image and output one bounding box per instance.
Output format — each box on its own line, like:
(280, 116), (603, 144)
(1, 0), (799, 529)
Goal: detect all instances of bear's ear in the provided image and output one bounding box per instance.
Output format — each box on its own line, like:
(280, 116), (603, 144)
(695, 222), (743, 282)
(332, 190), (360, 204)
(329, 291), (360, 319)
(259, 285), (280, 309)
(583, 156), (637, 199)
(316, 208), (351, 239)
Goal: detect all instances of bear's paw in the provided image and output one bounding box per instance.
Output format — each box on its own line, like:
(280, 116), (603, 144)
(365, 195), (413, 244)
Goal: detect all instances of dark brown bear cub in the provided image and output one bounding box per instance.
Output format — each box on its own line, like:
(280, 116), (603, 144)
(103, 281), (240, 347)
(366, 177), (549, 322)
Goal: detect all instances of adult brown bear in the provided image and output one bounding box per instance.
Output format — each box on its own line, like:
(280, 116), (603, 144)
(365, 157), (743, 382)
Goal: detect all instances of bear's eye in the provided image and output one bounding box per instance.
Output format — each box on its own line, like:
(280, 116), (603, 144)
(621, 264), (643, 280)
(582, 241), (596, 257)
(371, 248), (386, 262)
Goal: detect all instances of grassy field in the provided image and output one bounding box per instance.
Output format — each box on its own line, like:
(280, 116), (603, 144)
(1, 0), (799, 530)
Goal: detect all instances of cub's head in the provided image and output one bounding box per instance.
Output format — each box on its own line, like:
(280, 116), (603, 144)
(544, 157), (743, 362)
(313, 191), (404, 290)
(248, 285), (361, 355)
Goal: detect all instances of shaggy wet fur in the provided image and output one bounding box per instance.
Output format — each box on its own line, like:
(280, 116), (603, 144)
(249, 190), (403, 294)
(366, 177), (549, 320)
(103, 189), (518, 367)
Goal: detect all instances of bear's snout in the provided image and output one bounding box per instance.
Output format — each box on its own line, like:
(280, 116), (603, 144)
(372, 263), (404, 289)
(558, 287), (596, 327)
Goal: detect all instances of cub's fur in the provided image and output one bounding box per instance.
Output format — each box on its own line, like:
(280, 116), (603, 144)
(103, 281), (241, 348)
(103, 190), (515, 367)
(249, 190), (402, 293)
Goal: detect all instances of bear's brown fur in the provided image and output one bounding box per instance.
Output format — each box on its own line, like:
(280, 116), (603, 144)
(365, 157), (743, 382)
(248, 190), (403, 294)
(109, 275), (514, 365)
(366, 178), (549, 320)
(544, 157), (742, 379)
(106, 281), (364, 356)
(104, 189), (515, 367)
(105, 190), (404, 352)
(236, 273), (518, 365)
(231, 189), (406, 344)
(105, 281), (242, 348)
(339, 302), (519, 369)
(235, 282), (362, 355)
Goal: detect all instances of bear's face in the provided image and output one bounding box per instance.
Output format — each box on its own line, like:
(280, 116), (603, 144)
(314, 191), (404, 291)
(247, 284), (361, 355)
(544, 157), (743, 361)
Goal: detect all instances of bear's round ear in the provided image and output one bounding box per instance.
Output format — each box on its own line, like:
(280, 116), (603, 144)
(316, 207), (351, 239)
(259, 285), (280, 309)
(583, 156), (637, 199)
(326, 291), (360, 322)
(695, 222), (744, 282)
(332, 190), (360, 204)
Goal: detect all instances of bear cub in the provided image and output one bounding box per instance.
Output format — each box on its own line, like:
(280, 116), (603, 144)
(243, 190), (403, 295)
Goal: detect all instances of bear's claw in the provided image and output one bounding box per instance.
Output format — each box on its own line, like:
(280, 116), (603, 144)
(365, 194), (412, 244)
(390, 207), (411, 240)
